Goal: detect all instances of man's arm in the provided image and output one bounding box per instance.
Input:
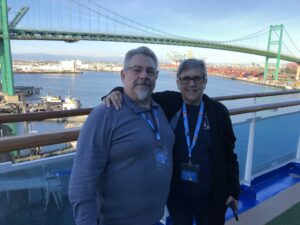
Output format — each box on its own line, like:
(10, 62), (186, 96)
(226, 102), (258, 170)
(151, 91), (182, 120)
(69, 106), (111, 225)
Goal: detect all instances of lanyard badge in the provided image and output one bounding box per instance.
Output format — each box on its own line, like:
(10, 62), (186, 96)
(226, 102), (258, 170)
(181, 163), (200, 183)
(180, 102), (204, 183)
(141, 109), (169, 169)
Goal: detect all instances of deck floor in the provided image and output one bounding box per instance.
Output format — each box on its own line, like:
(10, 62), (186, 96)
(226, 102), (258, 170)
(226, 182), (300, 225)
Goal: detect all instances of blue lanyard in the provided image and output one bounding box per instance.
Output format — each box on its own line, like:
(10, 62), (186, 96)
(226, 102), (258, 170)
(182, 102), (204, 162)
(141, 108), (161, 144)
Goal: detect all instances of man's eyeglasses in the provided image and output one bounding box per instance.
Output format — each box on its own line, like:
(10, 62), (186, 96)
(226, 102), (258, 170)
(124, 66), (158, 77)
(179, 76), (206, 85)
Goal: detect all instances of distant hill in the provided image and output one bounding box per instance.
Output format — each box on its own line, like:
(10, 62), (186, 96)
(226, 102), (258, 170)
(12, 53), (123, 62)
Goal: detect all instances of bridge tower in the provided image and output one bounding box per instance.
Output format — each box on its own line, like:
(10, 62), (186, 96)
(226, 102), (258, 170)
(0, 0), (14, 96)
(263, 24), (283, 81)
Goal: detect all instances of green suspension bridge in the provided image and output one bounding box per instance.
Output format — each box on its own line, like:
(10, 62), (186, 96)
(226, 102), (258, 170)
(1, 0), (300, 96)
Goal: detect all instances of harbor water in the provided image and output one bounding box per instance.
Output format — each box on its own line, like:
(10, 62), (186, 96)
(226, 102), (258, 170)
(11, 70), (300, 131)
(14, 71), (282, 108)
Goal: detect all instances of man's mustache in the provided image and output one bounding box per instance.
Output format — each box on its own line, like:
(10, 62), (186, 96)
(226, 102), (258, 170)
(134, 80), (151, 86)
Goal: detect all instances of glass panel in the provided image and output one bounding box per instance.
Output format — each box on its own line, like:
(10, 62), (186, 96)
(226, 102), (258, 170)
(252, 110), (300, 175)
(232, 120), (250, 181)
(231, 106), (300, 181)
(0, 154), (75, 225)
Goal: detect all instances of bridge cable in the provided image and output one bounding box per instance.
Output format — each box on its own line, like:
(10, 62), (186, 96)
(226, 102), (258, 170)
(60, 0), (64, 30)
(275, 32), (296, 57)
(70, 0), (73, 30)
(38, 0), (41, 29)
(88, 0), (175, 37)
(87, 0), (166, 36)
(68, 0), (168, 37)
(49, 0), (53, 29)
(73, 0), (182, 38)
(89, 0), (91, 32)
(215, 29), (268, 51)
(283, 27), (300, 53)
(218, 26), (269, 44)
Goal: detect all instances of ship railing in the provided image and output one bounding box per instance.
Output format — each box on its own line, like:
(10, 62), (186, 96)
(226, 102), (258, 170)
(0, 99), (299, 150)
(0, 89), (300, 185)
(1, 89), (299, 123)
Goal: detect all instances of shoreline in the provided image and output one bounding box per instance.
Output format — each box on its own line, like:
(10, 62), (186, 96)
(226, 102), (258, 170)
(208, 73), (299, 90)
(13, 69), (300, 90)
(14, 71), (82, 74)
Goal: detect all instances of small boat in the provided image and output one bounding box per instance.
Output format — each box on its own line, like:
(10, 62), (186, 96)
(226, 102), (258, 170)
(42, 95), (63, 104)
(62, 97), (81, 110)
(41, 94), (81, 111)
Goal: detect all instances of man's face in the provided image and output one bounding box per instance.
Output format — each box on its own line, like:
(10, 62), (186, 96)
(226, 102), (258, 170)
(121, 54), (158, 103)
(176, 68), (207, 105)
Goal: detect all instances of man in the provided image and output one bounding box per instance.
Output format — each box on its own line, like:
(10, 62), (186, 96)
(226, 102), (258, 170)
(69, 46), (175, 225)
(104, 59), (240, 225)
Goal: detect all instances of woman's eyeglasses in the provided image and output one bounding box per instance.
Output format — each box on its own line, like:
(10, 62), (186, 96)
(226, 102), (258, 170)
(179, 76), (206, 85)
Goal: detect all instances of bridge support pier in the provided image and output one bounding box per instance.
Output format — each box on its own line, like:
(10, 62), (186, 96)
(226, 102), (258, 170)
(296, 64), (300, 81)
(263, 57), (269, 80)
(0, 0), (14, 96)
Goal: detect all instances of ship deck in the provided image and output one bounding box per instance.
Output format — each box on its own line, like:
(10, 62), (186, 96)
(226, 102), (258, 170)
(225, 162), (300, 225)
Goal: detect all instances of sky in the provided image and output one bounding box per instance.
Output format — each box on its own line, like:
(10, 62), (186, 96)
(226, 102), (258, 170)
(9, 0), (300, 64)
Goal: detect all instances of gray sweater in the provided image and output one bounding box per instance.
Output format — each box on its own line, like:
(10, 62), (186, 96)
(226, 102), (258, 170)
(69, 94), (175, 225)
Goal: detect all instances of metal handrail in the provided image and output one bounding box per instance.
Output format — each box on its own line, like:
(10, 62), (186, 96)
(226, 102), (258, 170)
(0, 108), (93, 123)
(0, 90), (300, 123)
(0, 99), (300, 153)
(212, 89), (300, 101)
(0, 128), (80, 153)
(230, 99), (300, 115)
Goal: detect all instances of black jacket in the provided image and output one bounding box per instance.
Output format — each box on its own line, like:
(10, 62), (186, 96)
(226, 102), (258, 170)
(152, 91), (240, 225)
